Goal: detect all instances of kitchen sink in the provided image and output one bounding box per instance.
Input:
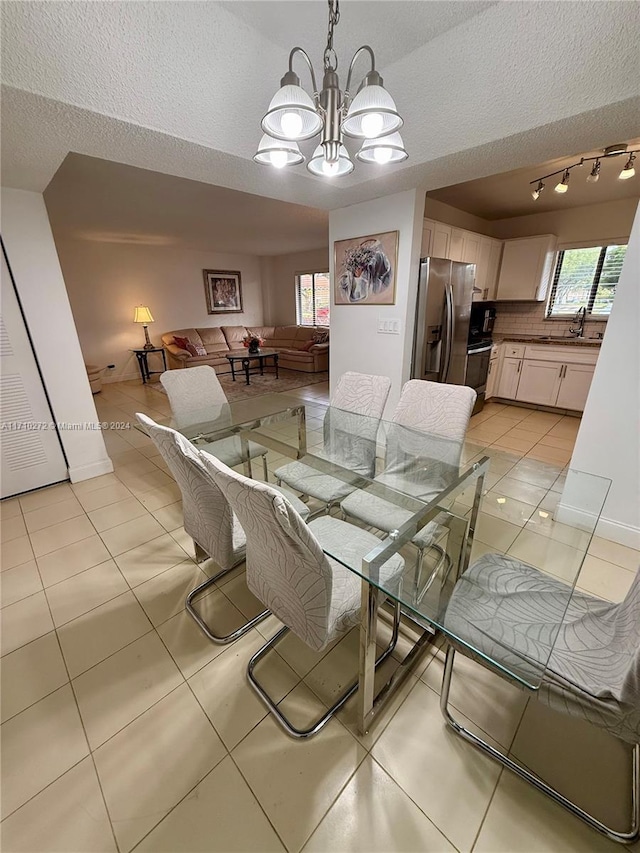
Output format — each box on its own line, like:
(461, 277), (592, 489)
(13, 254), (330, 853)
(536, 335), (575, 341)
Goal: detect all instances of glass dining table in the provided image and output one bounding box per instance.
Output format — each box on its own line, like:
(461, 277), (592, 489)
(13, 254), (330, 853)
(144, 392), (610, 735)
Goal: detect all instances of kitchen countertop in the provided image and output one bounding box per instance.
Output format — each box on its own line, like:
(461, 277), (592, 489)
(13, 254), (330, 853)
(495, 335), (602, 348)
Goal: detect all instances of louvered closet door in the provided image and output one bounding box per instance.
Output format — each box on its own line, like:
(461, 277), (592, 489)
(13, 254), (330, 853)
(1, 248), (67, 498)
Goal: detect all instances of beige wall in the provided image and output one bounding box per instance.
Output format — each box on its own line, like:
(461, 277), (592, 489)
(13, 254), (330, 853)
(54, 239), (264, 382)
(264, 247), (330, 326)
(491, 198), (637, 245)
(423, 197), (494, 236)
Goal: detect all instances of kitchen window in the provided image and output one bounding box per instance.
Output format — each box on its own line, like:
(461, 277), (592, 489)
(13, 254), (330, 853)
(295, 271), (330, 326)
(546, 244), (627, 317)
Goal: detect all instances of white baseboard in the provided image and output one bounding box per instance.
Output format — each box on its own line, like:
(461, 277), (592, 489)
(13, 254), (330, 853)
(102, 372), (140, 384)
(556, 503), (640, 549)
(68, 458), (114, 483)
(594, 517), (640, 550)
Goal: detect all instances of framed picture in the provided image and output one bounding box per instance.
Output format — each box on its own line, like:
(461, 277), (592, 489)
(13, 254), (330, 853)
(334, 231), (399, 306)
(203, 270), (243, 314)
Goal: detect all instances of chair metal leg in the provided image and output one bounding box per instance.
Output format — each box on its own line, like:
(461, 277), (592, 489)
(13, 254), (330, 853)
(186, 544), (269, 645)
(262, 454), (269, 483)
(440, 645), (640, 845)
(247, 600), (401, 739)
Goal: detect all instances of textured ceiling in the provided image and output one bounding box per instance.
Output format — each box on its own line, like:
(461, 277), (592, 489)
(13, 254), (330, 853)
(44, 154), (329, 255)
(2, 1), (640, 210)
(431, 139), (640, 220)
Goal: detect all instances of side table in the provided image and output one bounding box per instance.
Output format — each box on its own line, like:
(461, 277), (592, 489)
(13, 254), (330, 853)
(131, 347), (167, 384)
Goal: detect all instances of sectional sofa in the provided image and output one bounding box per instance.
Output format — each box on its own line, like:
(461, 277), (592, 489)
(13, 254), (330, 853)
(161, 325), (329, 374)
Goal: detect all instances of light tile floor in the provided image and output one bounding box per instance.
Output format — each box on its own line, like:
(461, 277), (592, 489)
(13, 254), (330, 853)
(1, 379), (639, 853)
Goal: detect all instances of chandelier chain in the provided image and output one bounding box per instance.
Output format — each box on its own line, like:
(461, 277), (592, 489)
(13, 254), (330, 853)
(324, 0), (340, 71)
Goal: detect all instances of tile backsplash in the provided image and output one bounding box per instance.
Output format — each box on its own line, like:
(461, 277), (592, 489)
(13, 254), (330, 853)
(493, 301), (607, 338)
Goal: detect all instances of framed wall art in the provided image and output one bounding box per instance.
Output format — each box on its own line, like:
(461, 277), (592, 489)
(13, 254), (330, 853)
(203, 270), (243, 314)
(334, 230), (398, 306)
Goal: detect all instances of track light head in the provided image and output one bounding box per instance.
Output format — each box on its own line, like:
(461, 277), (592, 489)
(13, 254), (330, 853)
(554, 169), (570, 194)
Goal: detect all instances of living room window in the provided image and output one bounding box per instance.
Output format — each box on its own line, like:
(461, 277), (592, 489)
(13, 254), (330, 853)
(295, 271), (330, 326)
(546, 244), (627, 318)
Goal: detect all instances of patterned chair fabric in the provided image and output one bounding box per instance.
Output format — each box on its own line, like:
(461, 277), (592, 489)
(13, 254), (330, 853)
(341, 380), (476, 546)
(136, 413), (245, 569)
(159, 366), (269, 468)
(137, 414), (310, 568)
(274, 371), (391, 505)
(203, 452), (405, 653)
(444, 553), (640, 744)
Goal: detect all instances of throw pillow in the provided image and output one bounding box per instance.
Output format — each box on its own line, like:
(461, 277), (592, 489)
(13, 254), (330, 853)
(312, 328), (329, 344)
(173, 335), (206, 357)
(300, 340), (316, 352)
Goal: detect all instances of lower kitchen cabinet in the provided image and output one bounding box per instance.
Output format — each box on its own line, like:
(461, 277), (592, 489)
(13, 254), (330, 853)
(497, 357), (522, 399)
(555, 363), (595, 410)
(485, 356), (499, 399)
(515, 359), (563, 406)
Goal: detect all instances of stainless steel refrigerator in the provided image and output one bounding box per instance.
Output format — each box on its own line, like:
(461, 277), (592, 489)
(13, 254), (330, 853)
(411, 257), (476, 387)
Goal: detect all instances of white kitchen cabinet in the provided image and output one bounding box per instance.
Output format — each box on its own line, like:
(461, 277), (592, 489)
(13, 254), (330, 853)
(496, 234), (557, 301)
(449, 228), (465, 262)
(516, 359), (563, 406)
(555, 363), (595, 410)
(422, 219), (452, 259)
(486, 355), (499, 399)
(473, 236), (502, 302)
(497, 357), (522, 399)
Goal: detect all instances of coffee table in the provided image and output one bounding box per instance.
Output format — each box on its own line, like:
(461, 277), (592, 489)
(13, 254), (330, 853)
(225, 348), (279, 385)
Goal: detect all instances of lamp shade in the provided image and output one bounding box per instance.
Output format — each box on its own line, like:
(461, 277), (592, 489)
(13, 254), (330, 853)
(261, 85), (322, 141)
(254, 134), (304, 168)
(307, 144), (354, 177)
(133, 306), (154, 324)
(342, 84), (403, 139)
(356, 132), (408, 164)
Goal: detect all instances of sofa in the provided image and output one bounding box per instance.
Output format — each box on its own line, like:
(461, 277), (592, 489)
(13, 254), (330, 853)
(161, 325), (329, 374)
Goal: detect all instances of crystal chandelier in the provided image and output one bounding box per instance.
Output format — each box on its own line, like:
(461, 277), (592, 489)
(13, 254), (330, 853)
(254, 0), (408, 178)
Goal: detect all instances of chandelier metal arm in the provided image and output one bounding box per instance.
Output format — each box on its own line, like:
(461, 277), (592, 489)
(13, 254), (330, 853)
(287, 47), (320, 98)
(529, 150), (640, 186)
(344, 45), (377, 103)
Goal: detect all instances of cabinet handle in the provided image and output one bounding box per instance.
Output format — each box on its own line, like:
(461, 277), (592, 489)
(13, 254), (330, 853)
(488, 362), (492, 374)
(517, 361), (522, 374)
(483, 288), (488, 300)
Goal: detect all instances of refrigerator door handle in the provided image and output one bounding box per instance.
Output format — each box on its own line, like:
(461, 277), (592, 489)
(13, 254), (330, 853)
(442, 282), (454, 382)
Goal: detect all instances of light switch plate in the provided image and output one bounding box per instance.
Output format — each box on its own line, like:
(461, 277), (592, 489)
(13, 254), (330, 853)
(377, 318), (401, 334)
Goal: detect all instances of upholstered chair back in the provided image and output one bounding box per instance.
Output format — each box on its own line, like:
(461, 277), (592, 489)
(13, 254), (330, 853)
(136, 413), (243, 569)
(321, 371), (392, 477)
(203, 452), (339, 652)
(160, 366), (229, 428)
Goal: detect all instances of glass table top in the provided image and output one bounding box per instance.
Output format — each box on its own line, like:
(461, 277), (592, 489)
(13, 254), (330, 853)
(138, 392), (611, 691)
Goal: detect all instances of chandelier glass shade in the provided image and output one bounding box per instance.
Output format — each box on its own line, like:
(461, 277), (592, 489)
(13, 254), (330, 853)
(308, 143), (354, 176)
(255, 0), (406, 179)
(356, 132), (408, 164)
(253, 134), (305, 168)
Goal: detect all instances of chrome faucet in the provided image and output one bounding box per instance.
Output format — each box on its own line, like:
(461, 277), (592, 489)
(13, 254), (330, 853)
(569, 306), (586, 338)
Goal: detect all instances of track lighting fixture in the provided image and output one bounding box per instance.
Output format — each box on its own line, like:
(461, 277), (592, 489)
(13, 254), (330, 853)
(619, 154), (636, 180)
(531, 180), (545, 200)
(586, 159), (601, 183)
(529, 143), (638, 200)
(554, 170), (570, 193)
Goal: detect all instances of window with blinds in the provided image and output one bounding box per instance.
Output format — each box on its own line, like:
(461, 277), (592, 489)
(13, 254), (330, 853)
(546, 244), (627, 317)
(295, 272), (330, 326)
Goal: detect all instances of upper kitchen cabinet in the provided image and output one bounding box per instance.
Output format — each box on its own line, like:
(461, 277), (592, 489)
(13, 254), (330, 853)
(422, 219), (451, 259)
(495, 234), (557, 301)
(422, 219), (502, 302)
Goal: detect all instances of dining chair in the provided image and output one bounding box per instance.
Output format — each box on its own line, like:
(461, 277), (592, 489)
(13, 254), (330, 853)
(442, 552), (640, 844)
(274, 371), (392, 514)
(136, 413), (310, 643)
(341, 380), (477, 593)
(203, 450), (406, 738)
(160, 366), (270, 480)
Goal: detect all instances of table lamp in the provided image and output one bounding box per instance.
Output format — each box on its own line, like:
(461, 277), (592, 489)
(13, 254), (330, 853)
(133, 305), (154, 349)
